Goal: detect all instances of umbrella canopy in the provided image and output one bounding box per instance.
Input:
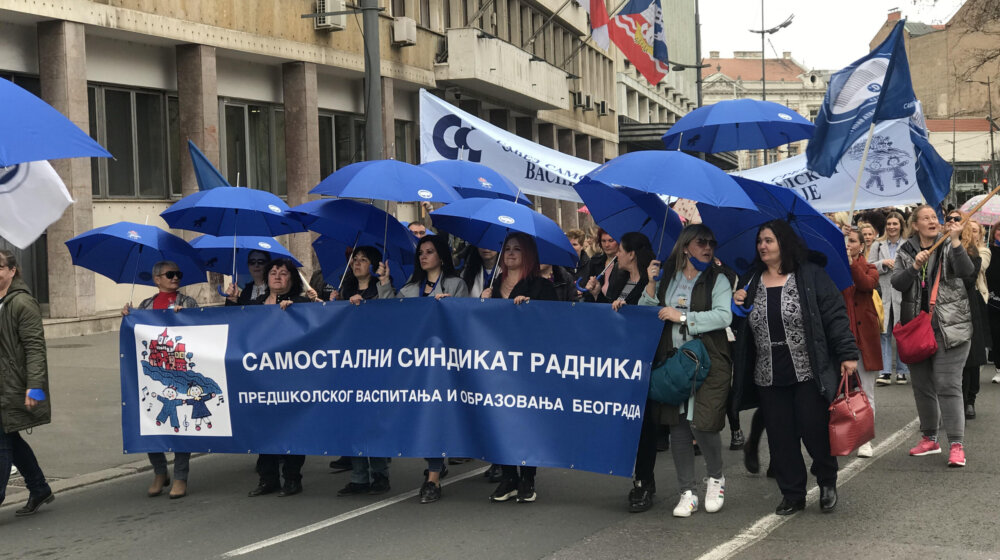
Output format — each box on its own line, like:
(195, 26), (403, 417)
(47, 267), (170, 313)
(661, 99), (815, 153)
(189, 235), (300, 276)
(311, 159), (459, 203)
(286, 199), (418, 291)
(431, 198), (578, 267)
(312, 234), (415, 292)
(160, 186), (306, 237)
(420, 160), (533, 206)
(697, 177), (852, 291)
(582, 151), (757, 210)
(65, 222), (205, 287)
(959, 194), (1000, 226)
(0, 79), (113, 167)
(573, 178), (683, 260)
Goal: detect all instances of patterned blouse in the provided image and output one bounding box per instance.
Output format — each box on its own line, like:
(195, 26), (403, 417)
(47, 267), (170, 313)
(747, 274), (813, 386)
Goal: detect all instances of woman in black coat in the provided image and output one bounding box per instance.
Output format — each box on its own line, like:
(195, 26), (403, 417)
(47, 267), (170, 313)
(481, 233), (557, 503)
(731, 220), (858, 516)
(224, 250), (270, 305)
(953, 214), (991, 418)
(586, 232), (653, 306)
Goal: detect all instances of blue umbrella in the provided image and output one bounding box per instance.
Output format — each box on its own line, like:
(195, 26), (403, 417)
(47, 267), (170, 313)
(582, 151), (757, 210)
(310, 159), (459, 202)
(661, 99), (815, 153)
(189, 235), (300, 276)
(187, 140), (230, 191)
(312, 234), (415, 292)
(696, 176), (852, 291)
(0, 78), (113, 166)
(574, 178), (684, 261)
(160, 187), (306, 237)
(431, 198), (578, 267)
(286, 199), (417, 290)
(65, 222), (205, 288)
(421, 160), (533, 206)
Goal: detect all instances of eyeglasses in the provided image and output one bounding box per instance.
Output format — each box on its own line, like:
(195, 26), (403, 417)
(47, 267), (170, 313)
(944, 215), (962, 223)
(694, 238), (718, 248)
(158, 271), (183, 280)
(248, 259), (267, 266)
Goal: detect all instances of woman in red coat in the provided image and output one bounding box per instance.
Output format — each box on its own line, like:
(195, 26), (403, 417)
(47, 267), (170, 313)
(843, 227), (884, 458)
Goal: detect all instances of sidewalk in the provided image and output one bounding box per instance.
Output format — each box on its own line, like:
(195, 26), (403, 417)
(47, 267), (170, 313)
(6, 330), (155, 500)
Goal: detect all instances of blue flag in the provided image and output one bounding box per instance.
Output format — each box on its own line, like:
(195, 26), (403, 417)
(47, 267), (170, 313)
(806, 21), (917, 177)
(910, 133), (952, 217)
(188, 140), (230, 191)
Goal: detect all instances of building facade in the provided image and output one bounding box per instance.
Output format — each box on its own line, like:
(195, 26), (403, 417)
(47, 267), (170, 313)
(0, 0), (618, 333)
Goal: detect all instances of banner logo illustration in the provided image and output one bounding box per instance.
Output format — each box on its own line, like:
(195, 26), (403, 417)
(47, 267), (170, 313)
(845, 134), (914, 196)
(432, 114), (482, 162)
(0, 163), (26, 195)
(498, 215), (515, 225)
(135, 324), (233, 437)
(417, 189), (433, 199)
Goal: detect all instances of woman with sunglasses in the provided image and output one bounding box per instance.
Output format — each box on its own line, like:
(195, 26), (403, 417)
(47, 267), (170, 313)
(892, 206), (973, 467)
(628, 226), (734, 517)
(869, 211), (910, 385)
(246, 259), (312, 498)
(731, 220), (857, 515)
(122, 260), (198, 499)
(224, 250), (270, 306)
(377, 235), (468, 504)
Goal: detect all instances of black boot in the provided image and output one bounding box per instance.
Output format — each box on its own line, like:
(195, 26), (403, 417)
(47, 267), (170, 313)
(15, 490), (54, 517)
(819, 486), (838, 513)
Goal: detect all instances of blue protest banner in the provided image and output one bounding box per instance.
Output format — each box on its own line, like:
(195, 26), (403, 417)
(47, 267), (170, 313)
(121, 299), (664, 477)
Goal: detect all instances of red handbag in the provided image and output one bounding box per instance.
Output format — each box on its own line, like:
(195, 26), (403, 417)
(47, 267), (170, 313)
(892, 259), (941, 364)
(828, 370), (875, 456)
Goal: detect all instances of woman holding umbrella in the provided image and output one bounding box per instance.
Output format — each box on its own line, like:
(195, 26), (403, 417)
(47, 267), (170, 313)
(586, 232), (648, 305)
(224, 250), (270, 306)
(731, 220), (858, 515)
(247, 258), (312, 498)
(629, 226), (734, 517)
(460, 246), (500, 298)
(377, 235), (468, 504)
(479, 233), (557, 503)
(341, 246), (384, 303)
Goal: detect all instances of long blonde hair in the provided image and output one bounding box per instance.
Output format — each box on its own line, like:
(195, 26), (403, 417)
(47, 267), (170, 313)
(879, 211), (910, 241)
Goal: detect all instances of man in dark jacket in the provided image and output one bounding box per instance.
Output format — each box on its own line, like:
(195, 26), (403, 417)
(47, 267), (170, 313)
(0, 250), (54, 516)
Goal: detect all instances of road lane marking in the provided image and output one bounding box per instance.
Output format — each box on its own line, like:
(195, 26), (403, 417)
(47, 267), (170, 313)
(695, 417), (919, 560)
(221, 466), (489, 557)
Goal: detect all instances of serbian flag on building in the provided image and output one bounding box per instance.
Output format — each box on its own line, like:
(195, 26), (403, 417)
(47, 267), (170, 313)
(806, 20), (917, 177)
(575, 0), (610, 50)
(610, 0), (669, 85)
(0, 161), (73, 249)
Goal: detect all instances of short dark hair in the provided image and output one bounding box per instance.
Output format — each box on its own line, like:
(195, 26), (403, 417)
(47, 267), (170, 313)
(408, 235), (459, 285)
(264, 258), (303, 296)
(0, 250), (19, 278)
(341, 245), (383, 298)
(754, 219), (808, 274)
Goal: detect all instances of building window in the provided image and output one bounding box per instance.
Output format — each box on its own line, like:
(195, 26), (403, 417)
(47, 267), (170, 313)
(318, 112), (367, 179)
(220, 100), (286, 196)
(395, 120), (414, 163)
(809, 107), (820, 122)
(392, 0), (405, 17)
(88, 85), (178, 199)
(955, 169), (980, 184)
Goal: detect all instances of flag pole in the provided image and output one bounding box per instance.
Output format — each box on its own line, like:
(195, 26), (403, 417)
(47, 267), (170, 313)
(560, 0), (631, 69)
(846, 122), (877, 222)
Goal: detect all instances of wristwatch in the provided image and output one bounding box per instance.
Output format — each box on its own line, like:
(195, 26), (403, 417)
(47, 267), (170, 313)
(679, 313), (687, 324)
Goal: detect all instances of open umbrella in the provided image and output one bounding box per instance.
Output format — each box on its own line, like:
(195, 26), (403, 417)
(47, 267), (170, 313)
(190, 235), (300, 276)
(312, 234), (415, 292)
(65, 222), (205, 291)
(431, 198), (578, 267)
(311, 159), (459, 203)
(187, 140), (230, 191)
(0, 79), (113, 166)
(697, 176), (852, 290)
(573, 178), (683, 261)
(160, 187), (306, 238)
(661, 99), (815, 153)
(582, 151), (757, 210)
(421, 160), (533, 206)
(959, 194), (1000, 226)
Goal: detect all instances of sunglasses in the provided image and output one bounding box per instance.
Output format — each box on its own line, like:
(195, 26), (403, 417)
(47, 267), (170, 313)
(158, 270), (183, 280)
(247, 259), (268, 266)
(694, 238), (718, 248)
(944, 216), (962, 223)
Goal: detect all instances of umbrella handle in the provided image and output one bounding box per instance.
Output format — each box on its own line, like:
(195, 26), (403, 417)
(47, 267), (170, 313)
(370, 264), (380, 278)
(217, 286), (229, 298)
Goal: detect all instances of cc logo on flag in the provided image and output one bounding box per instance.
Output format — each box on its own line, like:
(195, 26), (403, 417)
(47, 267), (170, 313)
(0, 163), (27, 195)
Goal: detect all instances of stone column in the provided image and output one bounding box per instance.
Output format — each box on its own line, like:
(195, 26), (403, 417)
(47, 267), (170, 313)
(38, 20), (94, 318)
(176, 44), (219, 198)
(535, 123), (561, 225)
(557, 129), (580, 230)
(282, 62), (321, 273)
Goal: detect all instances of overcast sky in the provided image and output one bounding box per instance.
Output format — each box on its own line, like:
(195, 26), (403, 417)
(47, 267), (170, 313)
(698, 0), (966, 71)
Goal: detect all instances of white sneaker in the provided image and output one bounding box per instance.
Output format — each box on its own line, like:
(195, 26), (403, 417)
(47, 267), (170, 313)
(673, 490), (699, 518)
(10, 465), (17, 476)
(704, 476), (725, 513)
(857, 442), (874, 458)
(992, 371), (1000, 384)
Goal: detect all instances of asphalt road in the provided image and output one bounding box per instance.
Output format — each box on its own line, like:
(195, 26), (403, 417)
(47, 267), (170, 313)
(2, 359), (998, 559)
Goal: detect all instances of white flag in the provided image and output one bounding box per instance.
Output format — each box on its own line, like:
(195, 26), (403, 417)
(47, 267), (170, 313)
(420, 89), (597, 202)
(0, 161), (74, 249)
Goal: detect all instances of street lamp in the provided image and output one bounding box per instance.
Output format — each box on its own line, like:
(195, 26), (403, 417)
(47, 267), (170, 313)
(967, 77), (998, 189)
(748, 2), (793, 101)
(669, 61), (711, 108)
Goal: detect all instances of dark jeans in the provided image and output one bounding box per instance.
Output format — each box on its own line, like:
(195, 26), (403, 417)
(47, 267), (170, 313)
(256, 454), (305, 486)
(0, 427), (51, 506)
(634, 399), (659, 483)
(758, 381), (838, 501)
(962, 365), (981, 406)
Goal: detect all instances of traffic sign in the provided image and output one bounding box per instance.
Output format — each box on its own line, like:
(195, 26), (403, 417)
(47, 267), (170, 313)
(982, 163), (992, 174)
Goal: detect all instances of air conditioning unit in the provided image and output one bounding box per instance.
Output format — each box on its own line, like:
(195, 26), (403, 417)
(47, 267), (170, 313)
(314, 0), (347, 31)
(572, 91), (585, 108)
(596, 100), (608, 116)
(583, 94), (594, 111)
(392, 17), (417, 47)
